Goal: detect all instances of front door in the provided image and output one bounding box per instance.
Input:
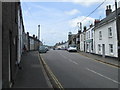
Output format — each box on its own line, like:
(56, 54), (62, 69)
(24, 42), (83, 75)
(8, 31), (12, 87)
(102, 44), (105, 58)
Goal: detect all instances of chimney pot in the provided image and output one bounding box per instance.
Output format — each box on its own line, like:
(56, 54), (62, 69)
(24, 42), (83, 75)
(106, 6), (109, 10)
(109, 5), (111, 9)
(94, 19), (100, 25)
(33, 34), (35, 38)
(90, 24), (93, 28)
(27, 32), (29, 36)
(84, 26), (87, 31)
(106, 5), (112, 16)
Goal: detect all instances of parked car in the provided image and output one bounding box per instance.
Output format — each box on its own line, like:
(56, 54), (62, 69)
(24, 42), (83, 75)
(67, 46), (77, 52)
(39, 46), (47, 53)
(45, 46), (49, 51)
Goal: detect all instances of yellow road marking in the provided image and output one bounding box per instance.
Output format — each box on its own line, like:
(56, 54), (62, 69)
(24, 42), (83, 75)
(38, 53), (64, 90)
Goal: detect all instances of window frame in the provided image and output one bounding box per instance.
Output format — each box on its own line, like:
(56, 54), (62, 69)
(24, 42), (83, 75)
(109, 44), (113, 54)
(108, 27), (112, 38)
(98, 44), (101, 52)
(99, 31), (102, 40)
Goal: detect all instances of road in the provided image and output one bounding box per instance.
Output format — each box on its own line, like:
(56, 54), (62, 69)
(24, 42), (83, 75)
(40, 50), (119, 88)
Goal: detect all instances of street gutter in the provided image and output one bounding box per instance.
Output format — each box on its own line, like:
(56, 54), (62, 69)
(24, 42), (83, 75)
(38, 52), (64, 90)
(78, 52), (120, 68)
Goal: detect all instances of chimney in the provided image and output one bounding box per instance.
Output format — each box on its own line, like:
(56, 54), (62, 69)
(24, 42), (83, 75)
(69, 32), (72, 35)
(27, 32), (29, 36)
(83, 26), (87, 32)
(33, 34), (35, 38)
(94, 19), (100, 25)
(90, 24), (93, 28)
(106, 5), (112, 16)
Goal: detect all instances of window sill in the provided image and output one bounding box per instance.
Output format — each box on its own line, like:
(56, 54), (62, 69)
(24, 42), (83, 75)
(108, 36), (112, 38)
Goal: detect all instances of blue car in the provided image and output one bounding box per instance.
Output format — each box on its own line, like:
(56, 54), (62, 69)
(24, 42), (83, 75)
(39, 46), (47, 53)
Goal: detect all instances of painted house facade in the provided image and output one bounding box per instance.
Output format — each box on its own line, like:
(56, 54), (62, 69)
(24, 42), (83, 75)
(80, 31), (85, 52)
(94, 5), (120, 58)
(29, 35), (41, 51)
(55, 42), (68, 50)
(2, 2), (20, 88)
(80, 27), (87, 52)
(2, 2), (42, 88)
(0, 1), (2, 89)
(17, 4), (25, 64)
(85, 25), (94, 53)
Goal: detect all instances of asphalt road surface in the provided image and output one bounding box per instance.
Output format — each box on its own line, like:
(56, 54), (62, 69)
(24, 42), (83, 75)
(41, 50), (119, 88)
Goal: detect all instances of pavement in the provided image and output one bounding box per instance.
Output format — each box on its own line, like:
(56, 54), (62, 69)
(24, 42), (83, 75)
(78, 51), (120, 68)
(12, 51), (52, 89)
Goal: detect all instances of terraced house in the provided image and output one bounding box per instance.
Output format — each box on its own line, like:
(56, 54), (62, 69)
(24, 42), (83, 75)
(2, 2), (42, 88)
(94, 5), (120, 58)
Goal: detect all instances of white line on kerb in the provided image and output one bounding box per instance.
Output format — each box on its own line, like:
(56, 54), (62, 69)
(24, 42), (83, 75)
(86, 68), (120, 84)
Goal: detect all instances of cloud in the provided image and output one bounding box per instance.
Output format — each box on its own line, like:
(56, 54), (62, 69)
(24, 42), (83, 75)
(69, 16), (95, 30)
(20, 0), (107, 7)
(64, 9), (80, 15)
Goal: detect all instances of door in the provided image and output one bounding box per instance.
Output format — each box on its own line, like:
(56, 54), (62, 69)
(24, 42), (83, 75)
(102, 44), (105, 58)
(8, 31), (12, 87)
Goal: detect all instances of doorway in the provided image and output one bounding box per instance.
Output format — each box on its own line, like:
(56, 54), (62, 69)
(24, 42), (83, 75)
(8, 31), (13, 87)
(102, 44), (105, 58)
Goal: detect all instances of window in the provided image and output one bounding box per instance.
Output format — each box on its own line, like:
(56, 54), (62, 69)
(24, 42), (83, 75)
(89, 31), (90, 39)
(108, 27), (112, 37)
(92, 32), (93, 38)
(86, 32), (88, 39)
(91, 42), (93, 50)
(99, 31), (102, 40)
(109, 44), (113, 53)
(98, 44), (101, 52)
(81, 35), (82, 41)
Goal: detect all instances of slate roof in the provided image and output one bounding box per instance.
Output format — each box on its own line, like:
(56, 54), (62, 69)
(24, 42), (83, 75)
(95, 7), (120, 28)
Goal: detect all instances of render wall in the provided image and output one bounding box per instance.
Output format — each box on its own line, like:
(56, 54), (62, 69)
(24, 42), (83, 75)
(94, 20), (118, 57)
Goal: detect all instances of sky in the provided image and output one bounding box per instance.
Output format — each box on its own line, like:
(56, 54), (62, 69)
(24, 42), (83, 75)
(21, 0), (120, 46)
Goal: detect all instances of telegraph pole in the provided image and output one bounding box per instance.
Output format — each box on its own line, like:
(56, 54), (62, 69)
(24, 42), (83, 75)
(115, 1), (120, 89)
(115, 0), (120, 61)
(38, 25), (40, 40)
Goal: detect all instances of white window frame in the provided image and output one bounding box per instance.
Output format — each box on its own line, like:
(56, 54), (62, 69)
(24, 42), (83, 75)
(108, 27), (112, 38)
(98, 44), (101, 52)
(109, 44), (113, 54)
(89, 31), (90, 39)
(99, 31), (102, 40)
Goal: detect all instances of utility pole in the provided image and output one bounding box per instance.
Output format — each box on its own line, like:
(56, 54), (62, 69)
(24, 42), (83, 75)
(77, 22), (82, 51)
(38, 25), (40, 40)
(115, 0), (120, 61)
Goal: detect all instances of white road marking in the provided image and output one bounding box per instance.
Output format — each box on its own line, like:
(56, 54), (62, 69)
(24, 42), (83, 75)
(58, 52), (78, 65)
(72, 61), (78, 65)
(86, 68), (120, 84)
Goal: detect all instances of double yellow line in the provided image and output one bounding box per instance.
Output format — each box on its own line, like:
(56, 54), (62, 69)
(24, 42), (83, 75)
(38, 53), (64, 90)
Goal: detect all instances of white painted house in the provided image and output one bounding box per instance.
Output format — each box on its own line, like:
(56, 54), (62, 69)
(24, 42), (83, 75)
(80, 31), (85, 52)
(94, 5), (120, 58)
(55, 42), (68, 50)
(85, 25), (94, 53)
(17, 5), (24, 64)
